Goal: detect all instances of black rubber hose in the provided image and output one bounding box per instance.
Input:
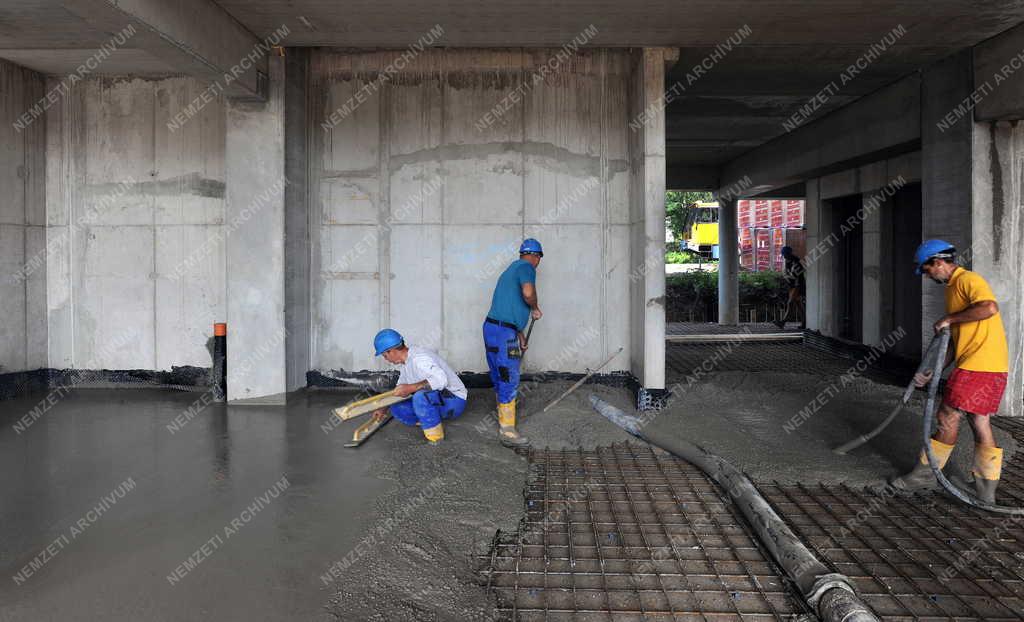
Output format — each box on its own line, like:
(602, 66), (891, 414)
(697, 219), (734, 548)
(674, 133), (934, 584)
(590, 396), (880, 622)
(923, 328), (1024, 515)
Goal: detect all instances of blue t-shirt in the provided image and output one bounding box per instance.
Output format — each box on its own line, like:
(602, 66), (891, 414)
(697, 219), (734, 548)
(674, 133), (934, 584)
(487, 259), (536, 330)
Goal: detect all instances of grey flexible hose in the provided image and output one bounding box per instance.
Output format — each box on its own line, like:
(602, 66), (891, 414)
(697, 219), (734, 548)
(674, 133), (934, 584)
(923, 328), (1024, 515)
(833, 334), (941, 455)
(590, 396), (880, 622)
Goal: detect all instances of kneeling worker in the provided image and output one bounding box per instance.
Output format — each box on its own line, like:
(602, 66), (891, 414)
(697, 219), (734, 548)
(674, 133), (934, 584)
(891, 240), (1009, 503)
(372, 328), (468, 444)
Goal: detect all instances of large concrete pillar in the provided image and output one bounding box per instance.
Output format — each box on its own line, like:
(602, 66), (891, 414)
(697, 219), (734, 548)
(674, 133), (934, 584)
(861, 189), (890, 346)
(628, 48), (669, 392)
(225, 56), (287, 403)
(716, 198), (738, 325)
(921, 51), (973, 351)
(284, 49), (310, 392)
(972, 122), (1024, 418)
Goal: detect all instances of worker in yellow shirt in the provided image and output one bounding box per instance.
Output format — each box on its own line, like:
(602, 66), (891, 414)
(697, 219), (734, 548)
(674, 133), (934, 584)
(891, 240), (1009, 503)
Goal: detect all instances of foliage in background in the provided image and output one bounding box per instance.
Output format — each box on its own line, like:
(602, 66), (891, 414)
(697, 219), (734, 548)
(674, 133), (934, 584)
(666, 270), (787, 320)
(664, 249), (709, 264)
(666, 190), (714, 240)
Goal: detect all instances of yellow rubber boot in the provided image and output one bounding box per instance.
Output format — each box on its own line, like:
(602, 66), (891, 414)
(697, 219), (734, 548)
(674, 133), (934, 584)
(497, 400), (530, 448)
(918, 438), (956, 468)
(422, 423), (444, 444)
(891, 439), (955, 491)
(972, 445), (1002, 504)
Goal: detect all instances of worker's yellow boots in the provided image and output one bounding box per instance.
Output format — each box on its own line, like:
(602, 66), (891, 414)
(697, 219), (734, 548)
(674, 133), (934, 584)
(972, 445), (1002, 504)
(891, 439), (955, 491)
(497, 400), (530, 448)
(422, 423), (444, 444)
(918, 438), (955, 468)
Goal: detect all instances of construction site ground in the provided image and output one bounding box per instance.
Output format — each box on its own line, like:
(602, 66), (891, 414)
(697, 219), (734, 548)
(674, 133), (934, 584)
(1, 337), (1022, 620)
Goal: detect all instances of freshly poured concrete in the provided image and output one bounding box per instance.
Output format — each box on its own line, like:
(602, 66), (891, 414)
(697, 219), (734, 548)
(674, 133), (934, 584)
(0, 388), (523, 621)
(2, 371), (1016, 620)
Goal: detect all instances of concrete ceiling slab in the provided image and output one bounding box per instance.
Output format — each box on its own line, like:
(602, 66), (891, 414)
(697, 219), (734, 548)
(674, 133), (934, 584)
(213, 0), (1023, 48)
(3, 0), (1024, 183)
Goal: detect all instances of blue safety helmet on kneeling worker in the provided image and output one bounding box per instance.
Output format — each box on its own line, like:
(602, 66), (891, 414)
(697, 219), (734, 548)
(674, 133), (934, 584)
(373, 328), (404, 356)
(519, 238), (543, 257)
(913, 239), (956, 275)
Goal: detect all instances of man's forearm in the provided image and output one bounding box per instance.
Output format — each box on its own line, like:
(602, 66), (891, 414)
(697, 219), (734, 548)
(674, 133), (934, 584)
(946, 301), (997, 324)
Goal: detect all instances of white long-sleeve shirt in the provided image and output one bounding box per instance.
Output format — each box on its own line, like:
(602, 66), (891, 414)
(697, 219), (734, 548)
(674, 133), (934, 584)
(397, 346), (468, 400)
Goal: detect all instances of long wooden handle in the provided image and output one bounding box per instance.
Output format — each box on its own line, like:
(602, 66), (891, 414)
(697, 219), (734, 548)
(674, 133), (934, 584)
(333, 389), (408, 421)
(542, 347), (623, 413)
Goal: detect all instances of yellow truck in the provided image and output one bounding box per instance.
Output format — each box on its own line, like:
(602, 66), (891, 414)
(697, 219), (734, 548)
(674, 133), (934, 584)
(683, 201), (719, 258)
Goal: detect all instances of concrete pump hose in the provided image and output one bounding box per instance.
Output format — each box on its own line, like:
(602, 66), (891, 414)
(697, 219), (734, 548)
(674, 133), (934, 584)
(589, 395), (880, 622)
(923, 328), (1024, 515)
(833, 333), (941, 455)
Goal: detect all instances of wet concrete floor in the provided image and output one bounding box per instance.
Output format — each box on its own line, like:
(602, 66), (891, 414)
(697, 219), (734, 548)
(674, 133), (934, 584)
(0, 388), (428, 621)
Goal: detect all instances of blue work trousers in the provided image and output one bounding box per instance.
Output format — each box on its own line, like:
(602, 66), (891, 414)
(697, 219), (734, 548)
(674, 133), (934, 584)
(483, 320), (521, 404)
(389, 389), (466, 429)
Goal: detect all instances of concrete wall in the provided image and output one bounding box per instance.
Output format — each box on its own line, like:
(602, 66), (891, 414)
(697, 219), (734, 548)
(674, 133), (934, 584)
(0, 59), (47, 374)
(307, 49), (634, 375)
(803, 152), (921, 340)
(45, 76), (226, 370)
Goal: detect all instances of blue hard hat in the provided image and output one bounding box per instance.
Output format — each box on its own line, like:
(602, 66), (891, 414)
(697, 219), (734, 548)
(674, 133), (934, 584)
(914, 239), (956, 275)
(519, 238), (543, 257)
(780, 246), (793, 257)
(373, 328), (404, 356)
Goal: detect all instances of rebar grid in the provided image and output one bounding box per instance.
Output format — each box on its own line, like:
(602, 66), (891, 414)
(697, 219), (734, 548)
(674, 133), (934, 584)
(480, 444), (806, 620)
(757, 478), (1024, 620)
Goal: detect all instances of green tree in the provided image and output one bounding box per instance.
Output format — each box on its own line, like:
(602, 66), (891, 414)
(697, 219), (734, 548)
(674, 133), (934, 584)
(666, 190), (714, 241)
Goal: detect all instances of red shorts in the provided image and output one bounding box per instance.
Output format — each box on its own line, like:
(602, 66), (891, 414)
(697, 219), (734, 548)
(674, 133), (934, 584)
(943, 368), (1008, 416)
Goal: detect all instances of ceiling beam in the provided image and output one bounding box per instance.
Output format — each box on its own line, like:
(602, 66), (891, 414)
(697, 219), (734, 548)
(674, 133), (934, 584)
(61, 0), (270, 100)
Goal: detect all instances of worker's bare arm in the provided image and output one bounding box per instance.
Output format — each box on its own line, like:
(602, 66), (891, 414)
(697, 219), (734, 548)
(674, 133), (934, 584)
(521, 283), (542, 319)
(933, 300), (998, 333)
(394, 380), (430, 397)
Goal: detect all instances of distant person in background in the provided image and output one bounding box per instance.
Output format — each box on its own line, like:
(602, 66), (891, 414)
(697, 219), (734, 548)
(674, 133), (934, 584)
(774, 246), (806, 330)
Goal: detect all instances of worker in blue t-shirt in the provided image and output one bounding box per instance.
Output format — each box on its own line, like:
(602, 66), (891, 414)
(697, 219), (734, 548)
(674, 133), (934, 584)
(483, 238), (543, 448)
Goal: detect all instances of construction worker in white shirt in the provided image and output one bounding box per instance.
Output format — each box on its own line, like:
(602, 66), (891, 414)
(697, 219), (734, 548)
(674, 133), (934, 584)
(372, 329), (468, 444)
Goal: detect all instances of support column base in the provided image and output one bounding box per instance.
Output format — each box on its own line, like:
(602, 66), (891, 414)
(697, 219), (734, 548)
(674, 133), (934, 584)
(635, 387), (673, 412)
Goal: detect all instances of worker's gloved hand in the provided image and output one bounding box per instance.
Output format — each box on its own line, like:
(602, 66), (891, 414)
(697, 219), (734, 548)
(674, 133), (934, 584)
(914, 370), (933, 388)
(518, 332), (529, 352)
(531, 308), (543, 320)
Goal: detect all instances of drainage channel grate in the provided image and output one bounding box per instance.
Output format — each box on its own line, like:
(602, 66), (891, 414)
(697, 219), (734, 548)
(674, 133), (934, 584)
(480, 444), (808, 620)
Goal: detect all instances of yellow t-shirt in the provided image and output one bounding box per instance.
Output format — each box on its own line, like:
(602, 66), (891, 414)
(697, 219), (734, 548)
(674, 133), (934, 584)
(945, 267), (1009, 372)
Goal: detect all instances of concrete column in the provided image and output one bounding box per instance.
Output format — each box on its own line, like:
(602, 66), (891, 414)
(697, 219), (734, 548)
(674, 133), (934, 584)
(225, 56), (287, 403)
(803, 180), (822, 331)
(921, 51), (973, 353)
(717, 198), (738, 325)
(971, 121), (1024, 418)
(861, 193), (886, 346)
(628, 48), (668, 390)
(640, 48), (667, 390)
(284, 49), (310, 392)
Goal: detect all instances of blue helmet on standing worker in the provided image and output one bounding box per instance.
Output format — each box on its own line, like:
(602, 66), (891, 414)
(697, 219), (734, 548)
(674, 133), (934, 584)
(780, 246), (793, 258)
(373, 328), (404, 356)
(913, 239), (956, 275)
(519, 238), (543, 257)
